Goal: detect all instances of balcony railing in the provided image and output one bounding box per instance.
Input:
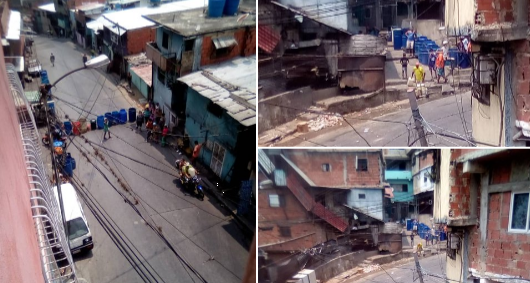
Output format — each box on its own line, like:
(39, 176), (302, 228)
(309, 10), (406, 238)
(145, 41), (177, 72)
(7, 64), (77, 282)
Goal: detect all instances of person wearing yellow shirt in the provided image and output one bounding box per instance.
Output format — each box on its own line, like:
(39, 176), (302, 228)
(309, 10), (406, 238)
(411, 62), (425, 83)
(417, 242), (424, 257)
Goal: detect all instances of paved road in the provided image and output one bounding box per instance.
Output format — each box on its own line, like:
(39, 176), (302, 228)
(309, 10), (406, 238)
(350, 254), (447, 283)
(34, 36), (250, 283)
(278, 91), (473, 147)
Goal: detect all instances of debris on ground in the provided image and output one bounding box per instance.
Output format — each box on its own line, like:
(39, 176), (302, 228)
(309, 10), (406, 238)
(308, 114), (342, 131)
(362, 264), (381, 273)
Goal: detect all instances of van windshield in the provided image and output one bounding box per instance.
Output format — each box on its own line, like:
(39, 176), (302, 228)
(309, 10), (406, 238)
(67, 217), (89, 239)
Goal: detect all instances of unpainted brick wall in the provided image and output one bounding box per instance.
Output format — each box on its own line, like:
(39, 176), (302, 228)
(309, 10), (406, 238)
(475, 0), (516, 25)
(284, 151), (382, 188)
(258, 185), (328, 252)
(448, 149), (479, 218)
(126, 28), (155, 56)
(513, 41), (530, 122)
(200, 27), (256, 67)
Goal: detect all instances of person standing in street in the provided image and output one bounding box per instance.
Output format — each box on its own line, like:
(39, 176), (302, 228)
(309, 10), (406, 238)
(410, 233), (414, 247)
(436, 51), (448, 84)
(405, 29), (415, 57)
(136, 110), (144, 131)
(103, 118), (111, 139)
(411, 62), (425, 84)
(83, 54), (88, 66)
(50, 53), (55, 67)
(428, 49), (437, 81)
(191, 141), (203, 165)
(400, 52), (409, 79)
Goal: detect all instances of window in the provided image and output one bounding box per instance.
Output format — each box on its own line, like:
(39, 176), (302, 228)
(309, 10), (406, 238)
(402, 184), (408, 192)
(357, 158), (368, 171)
(279, 226), (291, 237)
(215, 47), (231, 57)
(269, 194), (285, 208)
(162, 32), (169, 49)
(210, 142), (226, 177)
(157, 67), (166, 85)
(322, 163), (331, 172)
(509, 192), (530, 232)
(184, 39), (195, 51)
(359, 194), (366, 199)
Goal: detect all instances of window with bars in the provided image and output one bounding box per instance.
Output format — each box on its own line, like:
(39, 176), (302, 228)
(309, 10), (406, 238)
(210, 142), (226, 177)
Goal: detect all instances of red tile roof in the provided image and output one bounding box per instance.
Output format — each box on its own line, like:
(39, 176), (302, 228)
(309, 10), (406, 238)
(258, 25), (280, 54)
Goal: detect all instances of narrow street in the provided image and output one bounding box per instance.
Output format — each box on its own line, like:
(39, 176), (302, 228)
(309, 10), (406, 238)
(275, 91), (473, 147)
(349, 254), (447, 283)
(32, 35), (250, 283)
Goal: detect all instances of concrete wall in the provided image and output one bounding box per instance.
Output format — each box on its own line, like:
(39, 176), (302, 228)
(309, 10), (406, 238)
(413, 167), (434, 195)
(278, 0), (352, 32)
(471, 75), (504, 147)
(152, 65), (172, 107)
(284, 151), (383, 188)
(129, 68), (149, 99)
(156, 27), (184, 60)
(401, 19), (444, 45)
(185, 89), (238, 182)
(257, 86), (339, 133)
(433, 149), (451, 224)
(445, 0), (475, 35)
(313, 250), (379, 283)
(346, 189), (384, 220)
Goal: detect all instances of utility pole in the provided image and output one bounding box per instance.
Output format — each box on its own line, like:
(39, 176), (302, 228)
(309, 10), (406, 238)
(407, 88), (428, 146)
(414, 253), (425, 283)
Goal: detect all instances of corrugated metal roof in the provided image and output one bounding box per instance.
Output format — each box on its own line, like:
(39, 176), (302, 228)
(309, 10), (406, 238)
(258, 25), (280, 53)
(258, 149), (275, 174)
(212, 36), (238, 49)
(38, 3), (56, 13)
(178, 57), (256, 126)
(98, 0), (205, 33)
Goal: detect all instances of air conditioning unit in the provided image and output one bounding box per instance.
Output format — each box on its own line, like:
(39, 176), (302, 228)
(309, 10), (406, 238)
(479, 57), (496, 85)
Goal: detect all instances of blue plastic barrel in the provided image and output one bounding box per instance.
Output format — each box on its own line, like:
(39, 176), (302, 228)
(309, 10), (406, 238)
(47, 101), (55, 115)
(97, 115), (105, 129)
(119, 109), (127, 124)
(71, 157), (76, 170)
(223, 0), (239, 15)
(406, 219), (413, 231)
(459, 53), (470, 68)
(419, 36), (427, 41)
(66, 153), (76, 170)
(105, 112), (112, 127)
(53, 141), (63, 148)
(129, 108), (136, 123)
(208, 0), (226, 18)
(64, 121), (73, 135)
(440, 231), (447, 241)
(112, 111), (119, 125)
(392, 29), (402, 50)
(64, 159), (73, 177)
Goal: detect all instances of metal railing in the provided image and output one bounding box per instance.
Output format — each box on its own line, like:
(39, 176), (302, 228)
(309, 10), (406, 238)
(6, 64), (78, 283)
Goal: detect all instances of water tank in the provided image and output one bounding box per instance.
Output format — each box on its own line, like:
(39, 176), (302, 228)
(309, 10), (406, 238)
(223, 0), (239, 15)
(119, 109), (127, 124)
(208, 0), (226, 18)
(112, 111), (120, 125)
(392, 29), (402, 50)
(104, 112), (112, 127)
(129, 108), (136, 123)
(97, 115), (105, 129)
(64, 121), (73, 135)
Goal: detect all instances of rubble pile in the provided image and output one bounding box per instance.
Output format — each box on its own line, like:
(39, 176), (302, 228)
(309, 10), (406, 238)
(308, 115), (342, 131)
(362, 264), (380, 273)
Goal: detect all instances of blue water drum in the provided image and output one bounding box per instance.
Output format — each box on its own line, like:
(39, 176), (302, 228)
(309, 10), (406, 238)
(223, 0), (239, 15)
(64, 159), (73, 177)
(406, 219), (413, 231)
(104, 112), (112, 127)
(112, 111), (119, 125)
(66, 153), (76, 170)
(420, 48), (429, 65)
(449, 48), (458, 61)
(64, 121), (73, 135)
(208, 0), (226, 18)
(53, 141), (63, 148)
(419, 36), (427, 41)
(97, 115), (105, 129)
(129, 108), (136, 123)
(459, 53), (470, 69)
(47, 101), (55, 115)
(392, 29), (402, 50)
(402, 35), (407, 50)
(119, 109), (127, 124)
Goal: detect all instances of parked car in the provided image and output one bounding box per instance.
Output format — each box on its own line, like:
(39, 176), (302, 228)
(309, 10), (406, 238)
(28, 59), (41, 77)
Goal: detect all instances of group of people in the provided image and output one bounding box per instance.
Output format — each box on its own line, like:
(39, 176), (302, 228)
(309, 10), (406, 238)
(135, 102), (169, 145)
(401, 41), (450, 85)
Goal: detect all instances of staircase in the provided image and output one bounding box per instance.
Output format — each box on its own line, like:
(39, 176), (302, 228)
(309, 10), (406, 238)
(286, 171), (348, 232)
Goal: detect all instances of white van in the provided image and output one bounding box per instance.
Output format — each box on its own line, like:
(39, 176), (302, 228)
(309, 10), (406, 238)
(52, 183), (93, 254)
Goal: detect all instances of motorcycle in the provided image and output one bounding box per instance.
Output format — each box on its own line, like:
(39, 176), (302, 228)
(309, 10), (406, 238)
(42, 128), (67, 146)
(175, 159), (204, 201)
